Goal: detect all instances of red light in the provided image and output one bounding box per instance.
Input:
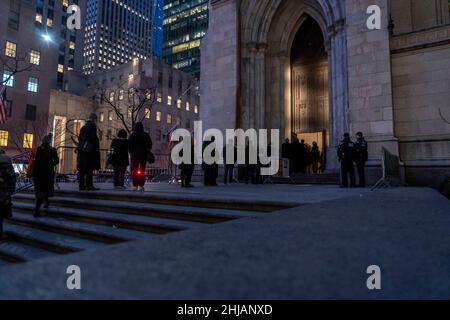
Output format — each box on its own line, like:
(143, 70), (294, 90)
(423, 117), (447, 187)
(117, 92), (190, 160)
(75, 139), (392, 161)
(137, 170), (142, 176)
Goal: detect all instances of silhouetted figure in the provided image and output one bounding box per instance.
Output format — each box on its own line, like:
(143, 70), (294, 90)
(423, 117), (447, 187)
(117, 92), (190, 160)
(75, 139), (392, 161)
(110, 129), (129, 189)
(223, 140), (237, 184)
(33, 135), (59, 217)
(244, 142), (257, 184)
(77, 113), (101, 191)
(129, 122), (152, 191)
(311, 142), (321, 174)
(0, 149), (16, 239)
(338, 133), (356, 188)
(354, 132), (368, 188)
(299, 139), (308, 173)
(180, 138), (195, 188)
(203, 137), (218, 186)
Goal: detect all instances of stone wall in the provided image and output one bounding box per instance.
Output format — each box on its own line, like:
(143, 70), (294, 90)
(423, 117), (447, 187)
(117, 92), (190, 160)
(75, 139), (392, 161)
(345, 0), (398, 174)
(391, 25), (450, 186)
(200, 0), (239, 132)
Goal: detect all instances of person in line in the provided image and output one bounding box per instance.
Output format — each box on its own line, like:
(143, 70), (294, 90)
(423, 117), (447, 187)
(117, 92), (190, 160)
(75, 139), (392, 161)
(223, 139), (237, 185)
(337, 133), (356, 188)
(311, 142), (321, 174)
(354, 132), (368, 188)
(299, 139), (308, 173)
(281, 138), (293, 174)
(128, 122), (152, 191)
(180, 137), (195, 188)
(110, 129), (129, 190)
(77, 113), (101, 191)
(244, 141), (257, 184)
(0, 149), (16, 239)
(202, 137), (218, 186)
(33, 134), (59, 217)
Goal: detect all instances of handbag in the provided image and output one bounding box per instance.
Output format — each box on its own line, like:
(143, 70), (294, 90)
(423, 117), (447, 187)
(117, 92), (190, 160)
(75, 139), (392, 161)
(25, 148), (37, 178)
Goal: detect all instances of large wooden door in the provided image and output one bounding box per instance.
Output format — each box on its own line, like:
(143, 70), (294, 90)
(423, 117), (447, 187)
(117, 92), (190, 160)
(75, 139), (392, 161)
(292, 61), (329, 135)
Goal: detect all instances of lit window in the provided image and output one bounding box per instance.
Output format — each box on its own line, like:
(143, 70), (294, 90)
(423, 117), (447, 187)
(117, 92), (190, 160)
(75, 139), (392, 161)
(177, 99), (182, 109)
(99, 112), (105, 122)
(109, 91), (115, 101)
(57, 64), (64, 73)
(30, 50), (41, 65)
(145, 108), (151, 119)
(69, 42), (75, 50)
(3, 71), (14, 87)
(108, 111), (113, 121)
(156, 111), (161, 122)
(27, 77), (39, 92)
(194, 105), (199, 114)
(0, 130), (8, 147)
(5, 41), (16, 58)
(127, 108), (132, 119)
(46, 18), (53, 27)
(167, 114), (172, 124)
(186, 102), (190, 111)
(167, 96), (172, 105)
(176, 117), (181, 126)
(23, 133), (33, 149)
(35, 14), (42, 23)
(128, 73), (134, 81)
(119, 89), (124, 100)
(157, 93), (162, 103)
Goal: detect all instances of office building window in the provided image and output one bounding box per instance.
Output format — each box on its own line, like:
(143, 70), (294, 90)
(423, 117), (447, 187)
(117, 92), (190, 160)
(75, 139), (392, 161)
(186, 102), (190, 111)
(27, 77), (39, 92)
(3, 71), (14, 87)
(5, 41), (16, 57)
(25, 105), (37, 121)
(167, 96), (172, 105)
(109, 91), (115, 102)
(167, 114), (172, 124)
(30, 50), (41, 65)
(108, 111), (113, 121)
(157, 93), (162, 103)
(119, 89), (124, 100)
(145, 108), (151, 119)
(194, 105), (199, 114)
(0, 130), (8, 147)
(99, 112), (105, 122)
(57, 64), (64, 73)
(156, 111), (161, 122)
(177, 99), (182, 109)
(23, 133), (33, 149)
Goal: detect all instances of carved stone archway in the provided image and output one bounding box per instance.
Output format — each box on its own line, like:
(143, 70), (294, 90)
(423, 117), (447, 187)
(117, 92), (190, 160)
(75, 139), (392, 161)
(239, 0), (348, 169)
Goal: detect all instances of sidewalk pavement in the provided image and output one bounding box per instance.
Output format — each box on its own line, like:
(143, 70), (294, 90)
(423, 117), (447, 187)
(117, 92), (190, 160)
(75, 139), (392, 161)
(0, 186), (449, 299)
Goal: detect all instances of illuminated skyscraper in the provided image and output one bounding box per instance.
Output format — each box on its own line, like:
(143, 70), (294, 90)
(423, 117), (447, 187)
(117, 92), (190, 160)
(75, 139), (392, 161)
(152, 0), (163, 57)
(163, 0), (209, 79)
(82, 0), (154, 75)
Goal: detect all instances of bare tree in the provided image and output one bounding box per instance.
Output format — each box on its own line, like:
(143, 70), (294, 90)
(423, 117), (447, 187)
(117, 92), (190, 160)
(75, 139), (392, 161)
(96, 77), (158, 134)
(0, 51), (35, 86)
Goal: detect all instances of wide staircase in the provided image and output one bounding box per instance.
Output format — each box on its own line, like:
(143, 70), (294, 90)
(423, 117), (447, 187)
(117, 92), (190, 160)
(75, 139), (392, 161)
(0, 189), (295, 266)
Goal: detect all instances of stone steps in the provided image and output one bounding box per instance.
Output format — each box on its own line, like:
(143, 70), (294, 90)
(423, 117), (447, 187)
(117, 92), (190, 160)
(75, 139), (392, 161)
(1, 188), (285, 266)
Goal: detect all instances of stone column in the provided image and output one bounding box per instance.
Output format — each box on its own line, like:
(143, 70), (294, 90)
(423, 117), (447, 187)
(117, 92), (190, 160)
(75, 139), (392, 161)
(200, 0), (239, 132)
(327, 21), (350, 171)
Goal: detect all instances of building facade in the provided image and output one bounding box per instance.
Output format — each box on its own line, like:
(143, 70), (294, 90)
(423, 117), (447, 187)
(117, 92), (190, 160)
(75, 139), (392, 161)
(34, 0), (86, 89)
(0, 0), (56, 155)
(163, 0), (209, 79)
(200, 0), (450, 186)
(152, 0), (164, 57)
(52, 56), (200, 173)
(82, 0), (154, 75)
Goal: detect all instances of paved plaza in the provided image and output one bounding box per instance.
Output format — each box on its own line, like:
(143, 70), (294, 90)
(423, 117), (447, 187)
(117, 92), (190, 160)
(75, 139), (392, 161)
(0, 184), (449, 299)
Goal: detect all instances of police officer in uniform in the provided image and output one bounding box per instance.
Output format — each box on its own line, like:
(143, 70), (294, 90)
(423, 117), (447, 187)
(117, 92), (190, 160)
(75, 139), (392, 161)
(337, 133), (356, 188)
(0, 149), (16, 239)
(354, 132), (368, 188)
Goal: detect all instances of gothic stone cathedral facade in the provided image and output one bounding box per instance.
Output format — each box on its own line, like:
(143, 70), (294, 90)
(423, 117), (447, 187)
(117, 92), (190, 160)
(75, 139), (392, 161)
(199, 0), (450, 186)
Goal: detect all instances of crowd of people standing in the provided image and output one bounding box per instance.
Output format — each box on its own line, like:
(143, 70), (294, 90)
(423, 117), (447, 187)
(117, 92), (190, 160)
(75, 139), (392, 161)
(282, 137), (324, 175)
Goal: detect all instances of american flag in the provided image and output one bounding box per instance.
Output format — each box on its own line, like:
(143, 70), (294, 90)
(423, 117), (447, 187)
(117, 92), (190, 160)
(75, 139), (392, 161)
(0, 87), (7, 124)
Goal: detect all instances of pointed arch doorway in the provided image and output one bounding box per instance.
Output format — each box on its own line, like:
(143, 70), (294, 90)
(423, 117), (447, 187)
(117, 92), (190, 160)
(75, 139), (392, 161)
(291, 17), (330, 168)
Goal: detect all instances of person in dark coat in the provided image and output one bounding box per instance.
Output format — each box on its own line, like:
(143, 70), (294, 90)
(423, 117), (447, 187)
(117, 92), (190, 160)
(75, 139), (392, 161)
(202, 137), (218, 186)
(77, 113), (101, 191)
(311, 142), (321, 174)
(128, 122), (152, 191)
(110, 129), (129, 189)
(223, 139), (237, 184)
(282, 138), (293, 175)
(33, 135), (59, 217)
(354, 132), (369, 188)
(337, 133), (356, 188)
(244, 141), (257, 184)
(0, 149), (16, 239)
(179, 137), (195, 188)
